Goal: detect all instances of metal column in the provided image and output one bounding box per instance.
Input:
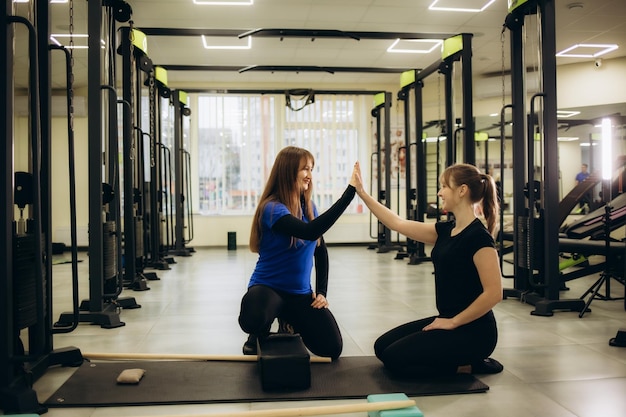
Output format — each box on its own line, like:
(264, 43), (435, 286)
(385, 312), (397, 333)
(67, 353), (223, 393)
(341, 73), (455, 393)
(398, 70), (430, 264)
(370, 92), (400, 253)
(1, 2), (82, 413)
(119, 26), (150, 289)
(79, 0), (126, 326)
(460, 33), (475, 165)
(172, 90), (193, 256)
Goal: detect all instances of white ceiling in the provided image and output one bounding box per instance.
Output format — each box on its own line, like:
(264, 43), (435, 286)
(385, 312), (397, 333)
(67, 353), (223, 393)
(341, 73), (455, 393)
(10, 0), (626, 104)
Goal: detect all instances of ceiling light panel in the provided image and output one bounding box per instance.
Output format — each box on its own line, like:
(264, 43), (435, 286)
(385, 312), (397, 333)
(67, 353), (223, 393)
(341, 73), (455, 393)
(556, 44), (619, 58)
(387, 39), (442, 54)
(202, 35), (252, 50)
(193, 0), (253, 5)
(429, 0), (496, 12)
(557, 110), (581, 118)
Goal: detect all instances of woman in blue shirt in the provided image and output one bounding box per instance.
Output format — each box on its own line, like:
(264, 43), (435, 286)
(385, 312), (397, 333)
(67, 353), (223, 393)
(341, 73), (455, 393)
(238, 146), (356, 359)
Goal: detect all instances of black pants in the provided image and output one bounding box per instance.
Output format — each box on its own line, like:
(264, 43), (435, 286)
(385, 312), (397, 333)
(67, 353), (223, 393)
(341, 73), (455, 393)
(374, 312), (498, 377)
(238, 284), (343, 359)
(578, 191), (592, 209)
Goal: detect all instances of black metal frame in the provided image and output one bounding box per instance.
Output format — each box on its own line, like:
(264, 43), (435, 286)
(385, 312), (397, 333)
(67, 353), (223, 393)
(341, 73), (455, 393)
(397, 73), (429, 264)
(145, 73), (172, 271)
(1, 2), (82, 413)
(578, 190), (625, 317)
(503, 0), (586, 316)
(118, 25), (157, 288)
(171, 90), (194, 256)
(157, 136), (176, 259)
(392, 34), (475, 263)
(57, 1), (136, 329)
(369, 91), (402, 254)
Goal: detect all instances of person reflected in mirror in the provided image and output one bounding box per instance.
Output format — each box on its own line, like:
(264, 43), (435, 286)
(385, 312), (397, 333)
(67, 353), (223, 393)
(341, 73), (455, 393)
(575, 163), (592, 213)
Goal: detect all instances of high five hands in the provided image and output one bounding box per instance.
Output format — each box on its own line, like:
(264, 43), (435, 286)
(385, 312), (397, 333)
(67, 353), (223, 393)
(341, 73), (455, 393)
(351, 161), (364, 194)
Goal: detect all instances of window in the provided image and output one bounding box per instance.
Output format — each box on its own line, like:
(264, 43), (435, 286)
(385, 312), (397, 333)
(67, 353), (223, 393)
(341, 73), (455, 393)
(195, 93), (369, 215)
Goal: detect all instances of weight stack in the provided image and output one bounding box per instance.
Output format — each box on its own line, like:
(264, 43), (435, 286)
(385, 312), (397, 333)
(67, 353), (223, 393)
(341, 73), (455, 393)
(515, 215), (544, 269)
(135, 216), (144, 258)
(13, 234), (39, 329)
(103, 221), (118, 280)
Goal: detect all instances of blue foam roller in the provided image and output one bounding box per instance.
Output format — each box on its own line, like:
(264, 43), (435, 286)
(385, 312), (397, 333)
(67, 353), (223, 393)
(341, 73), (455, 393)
(367, 393), (424, 417)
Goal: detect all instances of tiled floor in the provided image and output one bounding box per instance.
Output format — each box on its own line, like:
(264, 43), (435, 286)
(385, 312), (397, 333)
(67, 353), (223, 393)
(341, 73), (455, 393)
(22, 245), (626, 417)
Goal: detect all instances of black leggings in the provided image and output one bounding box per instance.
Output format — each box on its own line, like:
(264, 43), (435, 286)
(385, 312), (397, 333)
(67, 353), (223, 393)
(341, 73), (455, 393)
(238, 285), (343, 359)
(374, 312), (497, 377)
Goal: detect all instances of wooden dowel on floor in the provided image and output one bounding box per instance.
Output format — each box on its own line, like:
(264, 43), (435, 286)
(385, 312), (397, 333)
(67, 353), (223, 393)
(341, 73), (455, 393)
(81, 352), (332, 363)
(132, 399), (416, 417)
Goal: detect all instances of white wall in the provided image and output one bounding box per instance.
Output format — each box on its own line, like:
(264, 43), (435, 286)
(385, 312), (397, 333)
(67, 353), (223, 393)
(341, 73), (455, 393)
(23, 57), (626, 248)
(14, 113), (90, 246)
(557, 57), (626, 108)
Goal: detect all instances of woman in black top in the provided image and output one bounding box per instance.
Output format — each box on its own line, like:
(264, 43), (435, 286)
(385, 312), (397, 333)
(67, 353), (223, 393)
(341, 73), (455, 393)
(351, 161), (504, 376)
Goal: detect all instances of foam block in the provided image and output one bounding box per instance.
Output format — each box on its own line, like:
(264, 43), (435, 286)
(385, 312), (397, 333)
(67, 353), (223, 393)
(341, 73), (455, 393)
(367, 393), (424, 417)
(116, 368), (146, 384)
(257, 333), (311, 391)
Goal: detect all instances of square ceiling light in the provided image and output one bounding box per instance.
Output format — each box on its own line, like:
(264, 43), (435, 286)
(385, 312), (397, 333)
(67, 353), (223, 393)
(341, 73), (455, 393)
(388, 39), (442, 54)
(202, 35), (251, 50)
(193, 0), (253, 5)
(556, 44), (618, 58)
(429, 0), (496, 12)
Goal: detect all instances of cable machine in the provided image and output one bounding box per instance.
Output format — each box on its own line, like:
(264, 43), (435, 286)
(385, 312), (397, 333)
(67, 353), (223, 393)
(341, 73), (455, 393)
(397, 71), (429, 264)
(502, 0), (585, 316)
(144, 66), (175, 270)
(56, 0), (143, 331)
(393, 34), (475, 263)
(171, 90), (195, 257)
(438, 33), (476, 167)
(1, 1), (83, 413)
(370, 91), (403, 253)
(154, 74), (177, 261)
(118, 25), (161, 286)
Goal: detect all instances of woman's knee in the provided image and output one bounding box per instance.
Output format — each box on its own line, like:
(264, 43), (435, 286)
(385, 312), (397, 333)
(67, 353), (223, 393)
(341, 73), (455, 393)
(298, 320), (343, 359)
(238, 312), (264, 334)
(308, 337), (342, 360)
(326, 342), (343, 360)
(239, 286), (280, 333)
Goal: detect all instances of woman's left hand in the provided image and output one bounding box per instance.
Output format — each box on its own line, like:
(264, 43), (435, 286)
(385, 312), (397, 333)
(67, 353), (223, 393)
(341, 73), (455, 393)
(422, 317), (456, 331)
(311, 293), (329, 309)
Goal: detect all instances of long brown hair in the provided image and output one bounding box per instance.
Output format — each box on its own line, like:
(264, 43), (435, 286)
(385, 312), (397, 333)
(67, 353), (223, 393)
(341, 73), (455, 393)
(440, 163), (500, 237)
(249, 146), (315, 253)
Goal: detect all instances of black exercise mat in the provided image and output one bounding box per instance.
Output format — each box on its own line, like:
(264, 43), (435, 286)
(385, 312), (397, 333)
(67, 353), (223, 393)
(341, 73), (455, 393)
(44, 356), (488, 407)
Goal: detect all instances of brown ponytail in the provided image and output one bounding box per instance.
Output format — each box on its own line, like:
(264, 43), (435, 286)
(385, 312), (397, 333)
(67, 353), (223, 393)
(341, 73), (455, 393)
(441, 164), (500, 237)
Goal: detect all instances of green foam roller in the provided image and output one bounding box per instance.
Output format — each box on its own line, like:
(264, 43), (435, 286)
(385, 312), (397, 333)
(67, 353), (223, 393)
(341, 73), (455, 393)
(367, 393), (424, 417)
(2, 415), (40, 417)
